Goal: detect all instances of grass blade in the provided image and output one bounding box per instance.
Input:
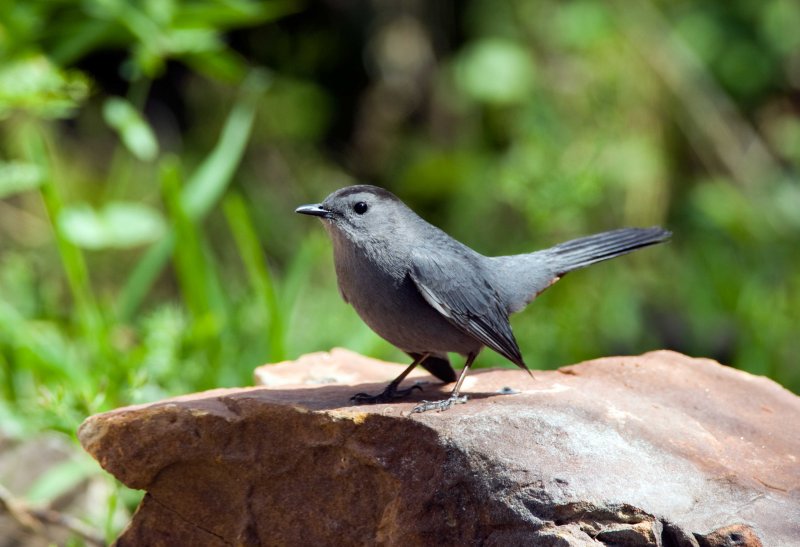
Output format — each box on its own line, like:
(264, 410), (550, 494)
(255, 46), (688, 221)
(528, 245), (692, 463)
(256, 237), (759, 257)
(21, 125), (106, 344)
(223, 192), (285, 361)
(117, 70), (270, 320)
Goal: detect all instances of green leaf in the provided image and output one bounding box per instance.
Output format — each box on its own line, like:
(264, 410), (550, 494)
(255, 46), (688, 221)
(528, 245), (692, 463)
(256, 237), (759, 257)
(117, 69), (270, 319)
(0, 55), (90, 119)
(103, 97), (159, 161)
(59, 202), (167, 250)
(183, 48), (249, 84)
(159, 157), (212, 317)
(223, 192), (285, 360)
(175, 0), (300, 29)
(182, 69), (272, 218)
(0, 161), (45, 198)
(163, 28), (221, 55)
(20, 124), (105, 346)
(454, 38), (536, 105)
(25, 453), (100, 505)
(553, 0), (613, 49)
(762, 0), (800, 55)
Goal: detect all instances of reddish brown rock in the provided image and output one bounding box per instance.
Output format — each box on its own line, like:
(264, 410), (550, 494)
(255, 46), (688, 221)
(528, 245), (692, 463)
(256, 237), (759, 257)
(78, 350), (800, 546)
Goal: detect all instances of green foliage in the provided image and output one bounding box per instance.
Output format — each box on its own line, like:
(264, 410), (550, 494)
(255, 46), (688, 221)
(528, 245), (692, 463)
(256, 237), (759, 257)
(117, 69), (269, 320)
(0, 56), (90, 119)
(59, 202), (166, 249)
(0, 0), (798, 541)
(102, 98), (159, 161)
(454, 38), (537, 105)
(0, 160), (45, 197)
(223, 192), (286, 361)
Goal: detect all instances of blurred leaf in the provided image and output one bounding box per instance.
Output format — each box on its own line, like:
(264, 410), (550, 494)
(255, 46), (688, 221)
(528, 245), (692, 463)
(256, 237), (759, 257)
(79, 0), (291, 79)
(184, 47), (249, 83)
(160, 157), (213, 317)
(183, 69), (271, 217)
(102, 97), (159, 161)
(761, 0), (800, 55)
(117, 69), (270, 318)
(767, 115), (800, 165)
(280, 231), (326, 323)
(0, 161), (45, 198)
(0, 401), (27, 438)
(223, 192), (285, 360)
(770, 179), (800, 232)
(554, 0), (613, 49)
(599, 137), (663, 188)
(48, 18), (119, 65)
(674, 9), (725, 64)
(59, 202), (167, 250)
(25, 453), (99, 505)
(453, 38), (536, 105)
(258, 77), (330, 139)
(163, 27), (221, 55)
(143, 0), (176, 25)
(175, 0), (300, 29)
(0, 300), (83, 384)
(135, 305), (186, 398)
(0, 55), (90, 119)
(717, 40), (775, 98)
(0, 254), (38, 318)
(161, 156), (232, 388)
(398, 149), (475, 199)
(20, 124), (106, 348)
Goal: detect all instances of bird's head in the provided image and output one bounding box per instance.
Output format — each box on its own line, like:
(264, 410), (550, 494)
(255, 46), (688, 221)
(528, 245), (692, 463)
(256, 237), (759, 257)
(295, 185), (411, 246)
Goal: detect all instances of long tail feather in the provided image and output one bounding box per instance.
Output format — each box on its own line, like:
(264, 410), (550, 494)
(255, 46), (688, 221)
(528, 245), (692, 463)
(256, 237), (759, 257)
(552, 227), (671, 274)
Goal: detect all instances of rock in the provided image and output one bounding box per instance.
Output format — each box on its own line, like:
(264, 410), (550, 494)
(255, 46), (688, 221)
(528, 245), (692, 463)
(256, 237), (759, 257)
(78, 350), (800, 546)
(252, 348), (432, 387)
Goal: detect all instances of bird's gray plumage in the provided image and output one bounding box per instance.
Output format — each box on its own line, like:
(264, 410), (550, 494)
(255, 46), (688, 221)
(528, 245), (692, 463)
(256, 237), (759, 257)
(296, 184), (671, 410)
(490, 226), (672, 314)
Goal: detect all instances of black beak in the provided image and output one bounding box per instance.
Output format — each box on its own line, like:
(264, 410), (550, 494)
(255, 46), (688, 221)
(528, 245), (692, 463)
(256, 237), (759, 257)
(295, 203), (332, 218)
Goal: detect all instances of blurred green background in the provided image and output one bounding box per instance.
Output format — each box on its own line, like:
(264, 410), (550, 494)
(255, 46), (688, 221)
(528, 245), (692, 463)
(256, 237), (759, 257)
(1, 0), (798, 542)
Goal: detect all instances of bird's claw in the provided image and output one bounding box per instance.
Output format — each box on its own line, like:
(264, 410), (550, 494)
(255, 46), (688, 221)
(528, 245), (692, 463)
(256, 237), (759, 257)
(350, 382), (423, 405)
(411, 394), (468, 413)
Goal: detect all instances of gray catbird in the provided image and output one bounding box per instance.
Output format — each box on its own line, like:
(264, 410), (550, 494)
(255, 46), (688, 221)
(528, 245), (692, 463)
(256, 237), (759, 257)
(296, 185), (670, 412)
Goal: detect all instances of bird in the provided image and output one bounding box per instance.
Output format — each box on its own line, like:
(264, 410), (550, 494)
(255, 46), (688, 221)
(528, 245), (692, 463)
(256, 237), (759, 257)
(296, 185), (671, 412)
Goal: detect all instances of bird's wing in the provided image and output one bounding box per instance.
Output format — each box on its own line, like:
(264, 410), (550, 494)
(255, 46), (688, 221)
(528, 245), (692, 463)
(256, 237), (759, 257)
(408, 249), (526, 369)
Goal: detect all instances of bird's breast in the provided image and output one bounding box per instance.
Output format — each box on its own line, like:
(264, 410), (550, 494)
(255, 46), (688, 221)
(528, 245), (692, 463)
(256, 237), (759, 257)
(330, 238), (479, 355)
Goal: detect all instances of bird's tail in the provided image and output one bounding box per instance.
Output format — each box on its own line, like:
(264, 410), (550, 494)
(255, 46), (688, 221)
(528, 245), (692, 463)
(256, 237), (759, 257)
(551, 227), (672, 274)
(490, 226), (671, 314)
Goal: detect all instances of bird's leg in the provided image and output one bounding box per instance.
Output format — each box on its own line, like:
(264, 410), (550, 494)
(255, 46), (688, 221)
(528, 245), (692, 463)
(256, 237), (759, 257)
(412, 353), (476, 413)
(350, 354), (428, 404)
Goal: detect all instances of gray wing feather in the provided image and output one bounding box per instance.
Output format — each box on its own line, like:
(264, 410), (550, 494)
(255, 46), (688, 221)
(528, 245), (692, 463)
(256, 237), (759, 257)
(409, 250), (526, 369)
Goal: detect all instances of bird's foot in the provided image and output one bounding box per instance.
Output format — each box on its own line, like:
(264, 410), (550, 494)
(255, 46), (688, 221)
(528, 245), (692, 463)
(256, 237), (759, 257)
(411, 394), (468, 413)
(350, 382), (423, 405)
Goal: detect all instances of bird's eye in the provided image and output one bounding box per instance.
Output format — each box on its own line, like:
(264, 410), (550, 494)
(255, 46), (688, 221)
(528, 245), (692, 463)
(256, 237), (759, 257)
(353, 201), (368, 214)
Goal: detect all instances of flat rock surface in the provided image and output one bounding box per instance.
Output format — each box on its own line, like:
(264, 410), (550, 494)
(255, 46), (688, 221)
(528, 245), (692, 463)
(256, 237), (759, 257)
(79, 350), (800, 546)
